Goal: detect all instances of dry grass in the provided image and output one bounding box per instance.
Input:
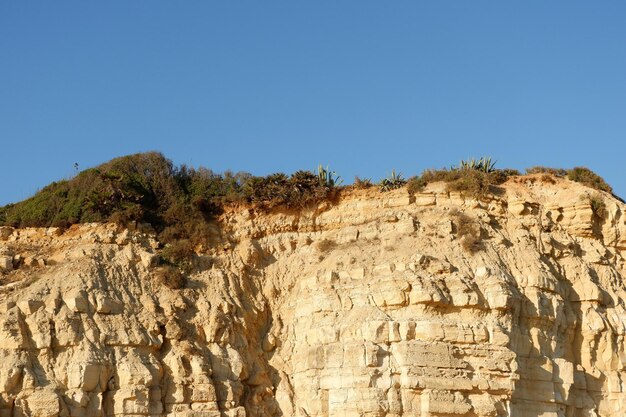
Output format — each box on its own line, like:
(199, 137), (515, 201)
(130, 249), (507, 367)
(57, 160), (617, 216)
(526, 166), (612, 193)
(540, 174), (557, 184)
(526, 166), (567, 177)
(585, 193), (607, 219)
(406, 176), (427, 195)
(567, 167), (612, 193)
(153, 265), (185, 289)
(453, 212), (482, 253)
(315, 238), (337, 253)
(353, 176), (373, 189)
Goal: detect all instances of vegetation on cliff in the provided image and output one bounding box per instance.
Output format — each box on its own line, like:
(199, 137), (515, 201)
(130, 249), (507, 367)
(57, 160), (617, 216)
(526, 166), (613, 193)
(0, 152), (337, 229)
(0, 152), (339, 268)
(0, 152), (615, 247)
(405, 166), (520, 198)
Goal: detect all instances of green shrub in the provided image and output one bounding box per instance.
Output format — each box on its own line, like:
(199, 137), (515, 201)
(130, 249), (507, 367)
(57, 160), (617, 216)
(2, 152), (180, 228)
(1, 152), (343, 231)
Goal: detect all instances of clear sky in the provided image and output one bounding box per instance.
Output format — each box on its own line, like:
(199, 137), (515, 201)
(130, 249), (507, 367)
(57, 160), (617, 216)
(1, 2), (625, 205)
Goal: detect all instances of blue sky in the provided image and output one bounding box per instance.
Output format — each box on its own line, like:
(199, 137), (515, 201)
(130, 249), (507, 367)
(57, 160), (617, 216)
(1, 2), (625, 204)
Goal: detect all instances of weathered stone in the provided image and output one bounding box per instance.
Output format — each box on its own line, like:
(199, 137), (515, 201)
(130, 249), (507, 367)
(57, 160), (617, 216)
(0, 256), (12, 271)
(63, 289), (90, 313)
(0, 180), (625, 416)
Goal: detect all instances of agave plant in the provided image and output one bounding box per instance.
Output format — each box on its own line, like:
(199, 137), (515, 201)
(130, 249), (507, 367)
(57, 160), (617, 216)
(379, 169), (407, 192)
(316, 164), (343, 187)
(458, 157), (497, 173)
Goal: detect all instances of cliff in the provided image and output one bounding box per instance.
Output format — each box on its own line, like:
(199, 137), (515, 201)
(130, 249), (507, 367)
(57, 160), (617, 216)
(1, 175), (626, 417)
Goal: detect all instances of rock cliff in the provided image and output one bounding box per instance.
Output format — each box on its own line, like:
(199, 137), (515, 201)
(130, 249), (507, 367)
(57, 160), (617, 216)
(2, 175), (626, 417)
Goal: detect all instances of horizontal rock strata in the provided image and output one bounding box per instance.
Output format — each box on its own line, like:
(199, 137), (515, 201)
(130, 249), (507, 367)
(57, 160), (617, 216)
(1, 177), (626, 416)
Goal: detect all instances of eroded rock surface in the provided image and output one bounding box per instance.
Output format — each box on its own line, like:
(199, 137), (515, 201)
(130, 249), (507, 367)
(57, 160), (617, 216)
(2, 177), (626, 416)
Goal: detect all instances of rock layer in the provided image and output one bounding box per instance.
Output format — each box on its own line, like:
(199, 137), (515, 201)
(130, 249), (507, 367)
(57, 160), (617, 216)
(2, 176), (626, 416)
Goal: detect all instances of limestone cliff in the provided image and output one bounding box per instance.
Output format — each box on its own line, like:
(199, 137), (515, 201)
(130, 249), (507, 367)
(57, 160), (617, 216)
(2, 175), (626, 417)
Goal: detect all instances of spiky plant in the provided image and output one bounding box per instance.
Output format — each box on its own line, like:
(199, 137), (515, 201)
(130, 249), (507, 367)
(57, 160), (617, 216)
(379, 169), (407, 192)
(316, 164), (343, 187)
(458, 157), (497, 173)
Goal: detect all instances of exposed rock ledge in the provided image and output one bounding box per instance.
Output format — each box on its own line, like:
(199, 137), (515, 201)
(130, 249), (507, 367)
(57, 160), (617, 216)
(2, 176), (626, 416)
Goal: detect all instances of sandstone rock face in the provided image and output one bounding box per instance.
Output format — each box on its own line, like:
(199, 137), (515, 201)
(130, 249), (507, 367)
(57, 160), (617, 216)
(2, 177), (626, 416)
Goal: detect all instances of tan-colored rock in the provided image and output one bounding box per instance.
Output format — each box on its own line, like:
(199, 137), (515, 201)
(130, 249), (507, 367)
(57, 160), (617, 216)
(0, 256), (12, 271)
(62, 289), (90, 313)
(14, 387), (60, 417)
(1, 182), (626, 416)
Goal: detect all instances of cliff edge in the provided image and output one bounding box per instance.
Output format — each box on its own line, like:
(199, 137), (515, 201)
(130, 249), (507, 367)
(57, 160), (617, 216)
(1, 175), (626, 417)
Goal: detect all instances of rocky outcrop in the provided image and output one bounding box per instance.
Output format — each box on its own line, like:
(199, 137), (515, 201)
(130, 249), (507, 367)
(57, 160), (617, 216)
(2, 176), (626, 416)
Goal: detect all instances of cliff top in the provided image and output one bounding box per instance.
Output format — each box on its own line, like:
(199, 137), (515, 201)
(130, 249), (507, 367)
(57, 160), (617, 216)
(2, 155), (626, 416)
(0, 152), (616, 229)
(0, 152), (621, 285)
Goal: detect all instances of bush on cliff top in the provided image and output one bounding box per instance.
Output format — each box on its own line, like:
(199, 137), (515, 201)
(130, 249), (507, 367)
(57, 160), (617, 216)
(407, 165), (520, 199)
(0, 152), (338, 238)
(1, 152), (183, 229)
(525, 166), (612, 193)
(566, 167), (613, 193)
(405, 161), (613, 199)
